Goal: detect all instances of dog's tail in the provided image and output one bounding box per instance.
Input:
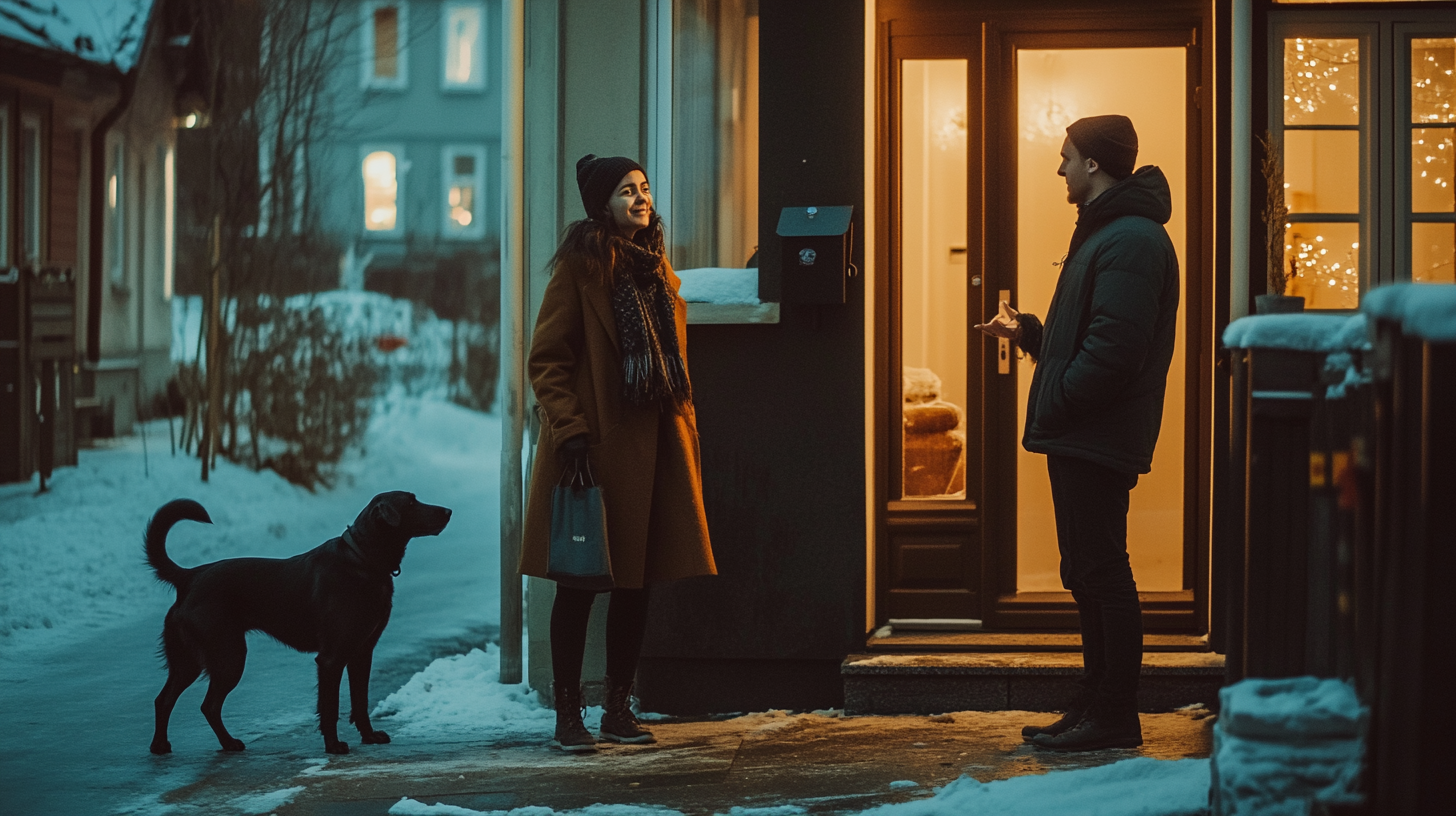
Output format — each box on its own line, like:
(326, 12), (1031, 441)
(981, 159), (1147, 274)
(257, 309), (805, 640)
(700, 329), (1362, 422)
(145, 499), (212, 590)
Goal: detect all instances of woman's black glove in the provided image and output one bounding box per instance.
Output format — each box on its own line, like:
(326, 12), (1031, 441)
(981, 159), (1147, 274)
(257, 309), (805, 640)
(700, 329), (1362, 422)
(557, 435), (589, 471)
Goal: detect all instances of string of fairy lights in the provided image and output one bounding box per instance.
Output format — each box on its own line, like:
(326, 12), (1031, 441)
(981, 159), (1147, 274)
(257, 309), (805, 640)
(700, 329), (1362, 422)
(1281, 37), (1456, 303)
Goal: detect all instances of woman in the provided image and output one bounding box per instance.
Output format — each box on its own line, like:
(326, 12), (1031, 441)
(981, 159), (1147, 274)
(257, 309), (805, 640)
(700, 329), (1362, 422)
(520, 154), (715, 752)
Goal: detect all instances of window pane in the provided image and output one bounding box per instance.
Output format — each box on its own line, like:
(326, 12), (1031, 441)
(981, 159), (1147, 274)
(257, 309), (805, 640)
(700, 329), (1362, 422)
(1413, 38), (1455, 124)
(445, 5), (481, 86)
(449, 185), (474, 227)
(363, 151), (397, 231)
(901, 59), (967, 500)
(1412, 223), (1455, 283)
(670, 0), (757, 269)
(374, 7), (399, 79)
(22, 119), (41, 264)
(1285, 222), (1360, 309)
(1286, 129), (1359, 213)
(1285, 38), (1360, 126)
(1412, 128), (1455, 212)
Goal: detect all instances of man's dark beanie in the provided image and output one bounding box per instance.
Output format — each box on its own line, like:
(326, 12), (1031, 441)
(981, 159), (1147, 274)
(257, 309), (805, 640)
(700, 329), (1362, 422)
(576, 154), (646, 220)
(1066, 115), (1139, 180)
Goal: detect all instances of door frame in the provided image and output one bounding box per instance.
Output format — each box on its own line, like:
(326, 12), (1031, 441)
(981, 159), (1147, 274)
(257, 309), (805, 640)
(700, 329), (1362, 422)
(874, 1), (1216, 633)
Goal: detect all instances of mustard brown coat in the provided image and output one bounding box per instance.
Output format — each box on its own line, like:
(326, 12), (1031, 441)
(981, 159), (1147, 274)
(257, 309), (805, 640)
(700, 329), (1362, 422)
(519, 252), (715, 589)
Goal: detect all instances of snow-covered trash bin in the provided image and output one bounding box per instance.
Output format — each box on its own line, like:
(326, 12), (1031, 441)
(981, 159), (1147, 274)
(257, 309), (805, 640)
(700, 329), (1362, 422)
(1210, 677), (1367, 815)
(1220, 314), (1371, 682)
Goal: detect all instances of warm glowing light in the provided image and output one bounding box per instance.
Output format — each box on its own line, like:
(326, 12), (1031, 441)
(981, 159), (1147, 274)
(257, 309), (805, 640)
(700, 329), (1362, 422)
(445, 5), (481, 86)
(363, 150), (398, 231)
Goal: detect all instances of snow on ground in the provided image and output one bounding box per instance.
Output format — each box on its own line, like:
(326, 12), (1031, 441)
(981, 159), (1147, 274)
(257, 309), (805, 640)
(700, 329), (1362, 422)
(387, 756), (1209, 816)
(0, 396), (501, 658)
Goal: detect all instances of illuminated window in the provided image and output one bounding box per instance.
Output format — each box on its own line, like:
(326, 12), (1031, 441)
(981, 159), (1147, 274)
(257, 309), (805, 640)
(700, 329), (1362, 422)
(443, 1), (485, 90)
(108, 140), (124, 282)
(21, 114), (42, 267)
(442, 145), (486, 239)
(661, 0), (759, 269)
(1273, 13), (1456, 298)
(361, 2), (409, 90)
(163, 144), (175, 299)
(362, 148), (401, 233)
(1279, 37), (1362, 309)
(1410, 37), (1455, 283)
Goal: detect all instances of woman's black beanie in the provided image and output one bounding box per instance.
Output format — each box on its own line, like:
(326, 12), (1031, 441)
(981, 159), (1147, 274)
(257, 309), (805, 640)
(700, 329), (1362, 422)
(1065, 115), (1139, 181)
(576, 154), (646, 220)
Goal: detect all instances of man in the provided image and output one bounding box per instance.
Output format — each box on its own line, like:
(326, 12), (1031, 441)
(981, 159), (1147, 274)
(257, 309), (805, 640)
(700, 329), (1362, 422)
(976, 114), (1180, 752)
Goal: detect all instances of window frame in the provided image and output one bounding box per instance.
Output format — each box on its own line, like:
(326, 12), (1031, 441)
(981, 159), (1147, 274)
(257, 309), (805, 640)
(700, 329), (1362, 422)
(19, 112), (44, 268)
(361, 144), (405, 238)
(441, 0), (487, 92)
(360, 0), (410, 91)
(1395, 22), (1456, 283)
(441, 143), (487, 240)
(1269, 19), (1376, 309)
(107, 137), (125, 284)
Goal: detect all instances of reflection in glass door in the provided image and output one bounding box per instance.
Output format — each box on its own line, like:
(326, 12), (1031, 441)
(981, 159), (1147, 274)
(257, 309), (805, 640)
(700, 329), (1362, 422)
(1014, 47), (1188, 593)
(900, 60), (969, 500)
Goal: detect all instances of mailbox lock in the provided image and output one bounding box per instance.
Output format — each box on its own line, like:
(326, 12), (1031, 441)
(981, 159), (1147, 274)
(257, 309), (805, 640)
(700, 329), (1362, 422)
(807, 207), (817, 218)
(971, 275), (982, 287)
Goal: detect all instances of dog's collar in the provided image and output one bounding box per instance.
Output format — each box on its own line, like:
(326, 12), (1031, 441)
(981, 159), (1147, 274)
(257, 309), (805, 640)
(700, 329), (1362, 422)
(342, 526), (402, 577)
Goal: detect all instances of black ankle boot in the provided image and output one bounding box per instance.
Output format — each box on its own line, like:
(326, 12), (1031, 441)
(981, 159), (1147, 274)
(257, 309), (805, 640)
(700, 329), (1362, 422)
(1021, 686), (1094, 742)
(1032, 695), (1142, 752)
(599, 676), (655, 745)
(552, 683), (598, 752)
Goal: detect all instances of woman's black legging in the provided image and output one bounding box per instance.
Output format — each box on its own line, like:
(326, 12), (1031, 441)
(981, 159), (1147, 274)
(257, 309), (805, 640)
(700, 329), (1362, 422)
(550, 585), (651, 695)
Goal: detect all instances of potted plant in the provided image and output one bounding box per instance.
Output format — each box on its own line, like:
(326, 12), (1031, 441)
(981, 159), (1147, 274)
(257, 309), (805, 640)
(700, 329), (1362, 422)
(1256, 132), (1304, 314)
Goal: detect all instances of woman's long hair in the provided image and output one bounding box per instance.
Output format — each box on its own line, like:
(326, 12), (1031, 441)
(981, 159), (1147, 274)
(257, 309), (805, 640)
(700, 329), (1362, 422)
(547, 211), (665, 283)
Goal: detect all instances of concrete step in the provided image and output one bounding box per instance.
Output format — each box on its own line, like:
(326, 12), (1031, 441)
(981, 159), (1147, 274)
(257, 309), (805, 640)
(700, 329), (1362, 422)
(842, 651), (1225, 715)
(866, 631), (1212, 652)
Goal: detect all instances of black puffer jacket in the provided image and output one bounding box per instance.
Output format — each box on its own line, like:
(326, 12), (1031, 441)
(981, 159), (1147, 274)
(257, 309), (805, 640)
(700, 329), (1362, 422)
(1019, 166), (1180, 474)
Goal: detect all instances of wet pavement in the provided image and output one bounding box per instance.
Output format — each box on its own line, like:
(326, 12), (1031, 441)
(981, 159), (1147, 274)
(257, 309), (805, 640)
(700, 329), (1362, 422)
(133, 706), (1215, 815)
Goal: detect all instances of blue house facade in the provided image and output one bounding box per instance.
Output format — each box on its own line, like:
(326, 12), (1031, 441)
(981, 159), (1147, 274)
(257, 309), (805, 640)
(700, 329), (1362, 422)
(320, 0), (502, 313)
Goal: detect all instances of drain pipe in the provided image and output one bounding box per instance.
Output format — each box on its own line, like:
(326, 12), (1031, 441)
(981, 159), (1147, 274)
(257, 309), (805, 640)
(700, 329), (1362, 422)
(498, 0), (527, 685)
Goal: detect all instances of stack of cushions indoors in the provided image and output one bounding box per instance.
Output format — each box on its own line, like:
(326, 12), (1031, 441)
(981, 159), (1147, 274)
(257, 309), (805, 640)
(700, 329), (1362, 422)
(902, 366), (966, 498)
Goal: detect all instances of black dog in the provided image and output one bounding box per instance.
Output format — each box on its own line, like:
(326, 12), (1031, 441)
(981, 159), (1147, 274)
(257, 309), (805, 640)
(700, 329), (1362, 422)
(145, 491), (452, 755)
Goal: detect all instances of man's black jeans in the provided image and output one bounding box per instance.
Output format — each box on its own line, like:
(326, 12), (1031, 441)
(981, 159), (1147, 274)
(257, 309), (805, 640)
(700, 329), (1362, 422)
(1046, 454), (1142, 705)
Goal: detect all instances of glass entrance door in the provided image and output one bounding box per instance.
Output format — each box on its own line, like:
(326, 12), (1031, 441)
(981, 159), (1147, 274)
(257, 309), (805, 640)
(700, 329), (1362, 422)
(1013, 47), (1190, 594)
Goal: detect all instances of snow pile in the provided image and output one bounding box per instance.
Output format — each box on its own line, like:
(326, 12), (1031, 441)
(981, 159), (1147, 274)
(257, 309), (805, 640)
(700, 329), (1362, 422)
(676, 268), (761, 305)
(172, 291), (469, 399)
(857, 758), (1209, 816)
(1361, 282), (1456, 342)
(228, 785), (305, 815)
(1210, 677), (1367, 815)
(1221, 314), (1368, 352)
(0, 0), (153, 71)
(0, 397), (499, 656)
(371, 645), (603, 738)
(1321, 351), (1370, 399)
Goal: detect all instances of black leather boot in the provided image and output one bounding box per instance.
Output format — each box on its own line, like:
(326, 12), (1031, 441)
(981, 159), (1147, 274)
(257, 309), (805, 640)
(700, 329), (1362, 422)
(1021, 686), (1094, 742)
(552, 683), (598, 752)
(1032, 694), (1142, 752)
(599, 676), (656, 745)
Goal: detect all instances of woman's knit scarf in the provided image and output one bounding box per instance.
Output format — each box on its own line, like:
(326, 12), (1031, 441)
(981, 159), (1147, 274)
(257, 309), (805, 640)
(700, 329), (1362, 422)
(610, 232), (691, 408)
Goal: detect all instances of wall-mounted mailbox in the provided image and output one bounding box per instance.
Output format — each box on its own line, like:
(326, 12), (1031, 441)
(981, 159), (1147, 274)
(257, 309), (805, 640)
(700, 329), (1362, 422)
(777, 205), (853, 304)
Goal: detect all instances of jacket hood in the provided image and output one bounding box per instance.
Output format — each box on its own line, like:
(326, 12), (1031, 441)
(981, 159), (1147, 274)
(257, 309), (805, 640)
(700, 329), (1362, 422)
(1078, 165), (1173, 227)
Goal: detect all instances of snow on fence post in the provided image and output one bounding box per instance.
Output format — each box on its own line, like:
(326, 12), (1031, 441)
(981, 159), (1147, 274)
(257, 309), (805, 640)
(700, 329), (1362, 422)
(1210, 677), (1367, 815)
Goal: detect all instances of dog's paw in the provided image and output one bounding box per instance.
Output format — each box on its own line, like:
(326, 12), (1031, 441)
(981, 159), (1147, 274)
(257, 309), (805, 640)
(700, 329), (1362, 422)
(360, 730), (391, 745)
(221, 738), (246, 752)
(149, 739), (172, 755)
(325, 740), (350, 755)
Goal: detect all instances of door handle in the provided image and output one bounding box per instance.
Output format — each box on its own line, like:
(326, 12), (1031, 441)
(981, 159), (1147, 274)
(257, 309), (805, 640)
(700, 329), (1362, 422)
(997, 289), (1011, 375)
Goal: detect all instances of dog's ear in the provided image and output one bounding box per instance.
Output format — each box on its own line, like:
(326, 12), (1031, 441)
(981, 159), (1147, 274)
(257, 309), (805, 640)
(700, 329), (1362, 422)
(375, 501), (402, 528)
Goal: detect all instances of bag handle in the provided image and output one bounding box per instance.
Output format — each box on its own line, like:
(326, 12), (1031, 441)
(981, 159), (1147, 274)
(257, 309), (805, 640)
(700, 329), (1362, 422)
(558, 455), (598, 488)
